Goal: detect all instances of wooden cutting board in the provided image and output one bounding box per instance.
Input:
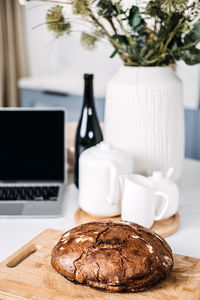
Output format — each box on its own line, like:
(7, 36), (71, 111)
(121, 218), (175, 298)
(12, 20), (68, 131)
(0, 229), (200, 300)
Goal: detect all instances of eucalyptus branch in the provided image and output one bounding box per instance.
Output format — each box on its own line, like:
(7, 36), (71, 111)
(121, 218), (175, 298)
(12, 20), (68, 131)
(154, 17), (157, 33)
(158, 15), (174, 55)
(174, 40), (200, 52)
(108, 19), (118, 35)
(88, 11), (113, 41)
(161, 17), (185, 54)
(87, 8), (132, 64)
(166, 48), (176, 64)
(115, 3), (134, 47)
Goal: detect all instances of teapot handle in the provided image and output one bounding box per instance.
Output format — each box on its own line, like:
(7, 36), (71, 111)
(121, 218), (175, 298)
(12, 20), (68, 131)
(106, 161), (119, 205)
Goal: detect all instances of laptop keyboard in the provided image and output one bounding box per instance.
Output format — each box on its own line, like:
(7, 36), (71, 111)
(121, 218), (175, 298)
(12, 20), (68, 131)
(0, 186), (59, 201)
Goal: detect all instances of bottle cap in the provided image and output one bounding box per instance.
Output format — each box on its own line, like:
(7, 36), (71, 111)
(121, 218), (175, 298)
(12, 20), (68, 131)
(84, 73), (93, 80)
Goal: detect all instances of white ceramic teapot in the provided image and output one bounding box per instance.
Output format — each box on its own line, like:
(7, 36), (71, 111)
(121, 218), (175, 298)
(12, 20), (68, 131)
(79, 142), (134, 217)
(148, 168), (179, 219)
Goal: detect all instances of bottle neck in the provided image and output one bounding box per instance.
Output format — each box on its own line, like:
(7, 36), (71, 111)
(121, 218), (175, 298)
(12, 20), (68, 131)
(83, 78), (94, 107)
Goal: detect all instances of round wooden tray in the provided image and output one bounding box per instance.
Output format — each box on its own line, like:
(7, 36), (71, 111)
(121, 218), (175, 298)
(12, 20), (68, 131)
(74, 208), (180, 238)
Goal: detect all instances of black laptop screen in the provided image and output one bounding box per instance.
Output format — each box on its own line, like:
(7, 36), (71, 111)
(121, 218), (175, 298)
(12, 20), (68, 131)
(0, 110), (65, 182)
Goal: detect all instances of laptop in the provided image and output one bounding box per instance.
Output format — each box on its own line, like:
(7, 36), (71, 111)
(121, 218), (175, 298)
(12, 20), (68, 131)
(0, 108), (66, 216)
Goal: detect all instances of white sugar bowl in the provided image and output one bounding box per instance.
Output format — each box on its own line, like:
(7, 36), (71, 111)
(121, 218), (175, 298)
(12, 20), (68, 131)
(79, 142), (134, 217)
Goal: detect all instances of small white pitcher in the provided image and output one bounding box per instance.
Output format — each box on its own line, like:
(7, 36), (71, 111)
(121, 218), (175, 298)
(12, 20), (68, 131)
(120, 174), (170, 228)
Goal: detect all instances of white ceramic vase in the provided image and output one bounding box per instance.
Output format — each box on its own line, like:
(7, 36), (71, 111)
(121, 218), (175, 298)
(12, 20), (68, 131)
(104, 66), (185, 181)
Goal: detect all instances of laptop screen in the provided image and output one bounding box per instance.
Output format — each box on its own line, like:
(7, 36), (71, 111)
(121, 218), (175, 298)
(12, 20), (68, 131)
(0, 110), (65, 182)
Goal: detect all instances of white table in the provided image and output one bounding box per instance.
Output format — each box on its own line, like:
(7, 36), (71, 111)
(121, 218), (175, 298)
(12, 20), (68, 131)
(0, 159), (200, 262)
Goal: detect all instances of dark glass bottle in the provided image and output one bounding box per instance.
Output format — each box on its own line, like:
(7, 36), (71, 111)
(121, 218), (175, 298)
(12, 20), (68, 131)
(74, 74), (103, 188)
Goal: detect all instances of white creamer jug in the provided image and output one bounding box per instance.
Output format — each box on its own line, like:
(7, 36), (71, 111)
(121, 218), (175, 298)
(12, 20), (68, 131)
(120, 174), (170, 228)
(79, 142), (133, 217)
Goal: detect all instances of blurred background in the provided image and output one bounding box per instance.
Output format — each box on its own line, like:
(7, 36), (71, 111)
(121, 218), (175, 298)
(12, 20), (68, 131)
(0, 1), (200, 159)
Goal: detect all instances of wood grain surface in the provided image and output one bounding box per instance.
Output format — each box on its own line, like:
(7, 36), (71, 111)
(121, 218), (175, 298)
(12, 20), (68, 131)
(0, 229), (199, 300)
(74, 208), (180, 238)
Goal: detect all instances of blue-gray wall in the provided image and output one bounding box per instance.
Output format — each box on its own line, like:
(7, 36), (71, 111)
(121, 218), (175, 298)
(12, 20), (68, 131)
(185, 110), (200, 160)
(20, 88), (200, 160)
(20, 89), (105, 122)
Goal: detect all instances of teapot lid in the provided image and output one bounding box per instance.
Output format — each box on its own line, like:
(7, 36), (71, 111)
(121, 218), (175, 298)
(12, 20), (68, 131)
(81, 142), (133, 164)
(152, 171), (163, 179)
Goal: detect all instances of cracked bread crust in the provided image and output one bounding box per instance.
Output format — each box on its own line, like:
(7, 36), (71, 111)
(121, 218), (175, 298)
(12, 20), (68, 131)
(51, 220), (173, 292)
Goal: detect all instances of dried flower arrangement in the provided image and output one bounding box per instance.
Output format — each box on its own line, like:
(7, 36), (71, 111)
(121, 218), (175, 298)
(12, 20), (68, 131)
(20, 0), (200, 66)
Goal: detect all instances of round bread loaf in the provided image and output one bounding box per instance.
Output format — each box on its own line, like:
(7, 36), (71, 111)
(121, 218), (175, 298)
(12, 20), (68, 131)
(51, 220), (173, 292)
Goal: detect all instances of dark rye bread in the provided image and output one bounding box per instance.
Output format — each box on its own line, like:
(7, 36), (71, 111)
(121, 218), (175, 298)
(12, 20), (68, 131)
(51, 220), (173, 292)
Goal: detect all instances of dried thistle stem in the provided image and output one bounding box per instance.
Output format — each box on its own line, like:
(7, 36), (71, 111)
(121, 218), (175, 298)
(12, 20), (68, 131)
(87, 9), (132, 64)
(28, 0), (72, 4)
